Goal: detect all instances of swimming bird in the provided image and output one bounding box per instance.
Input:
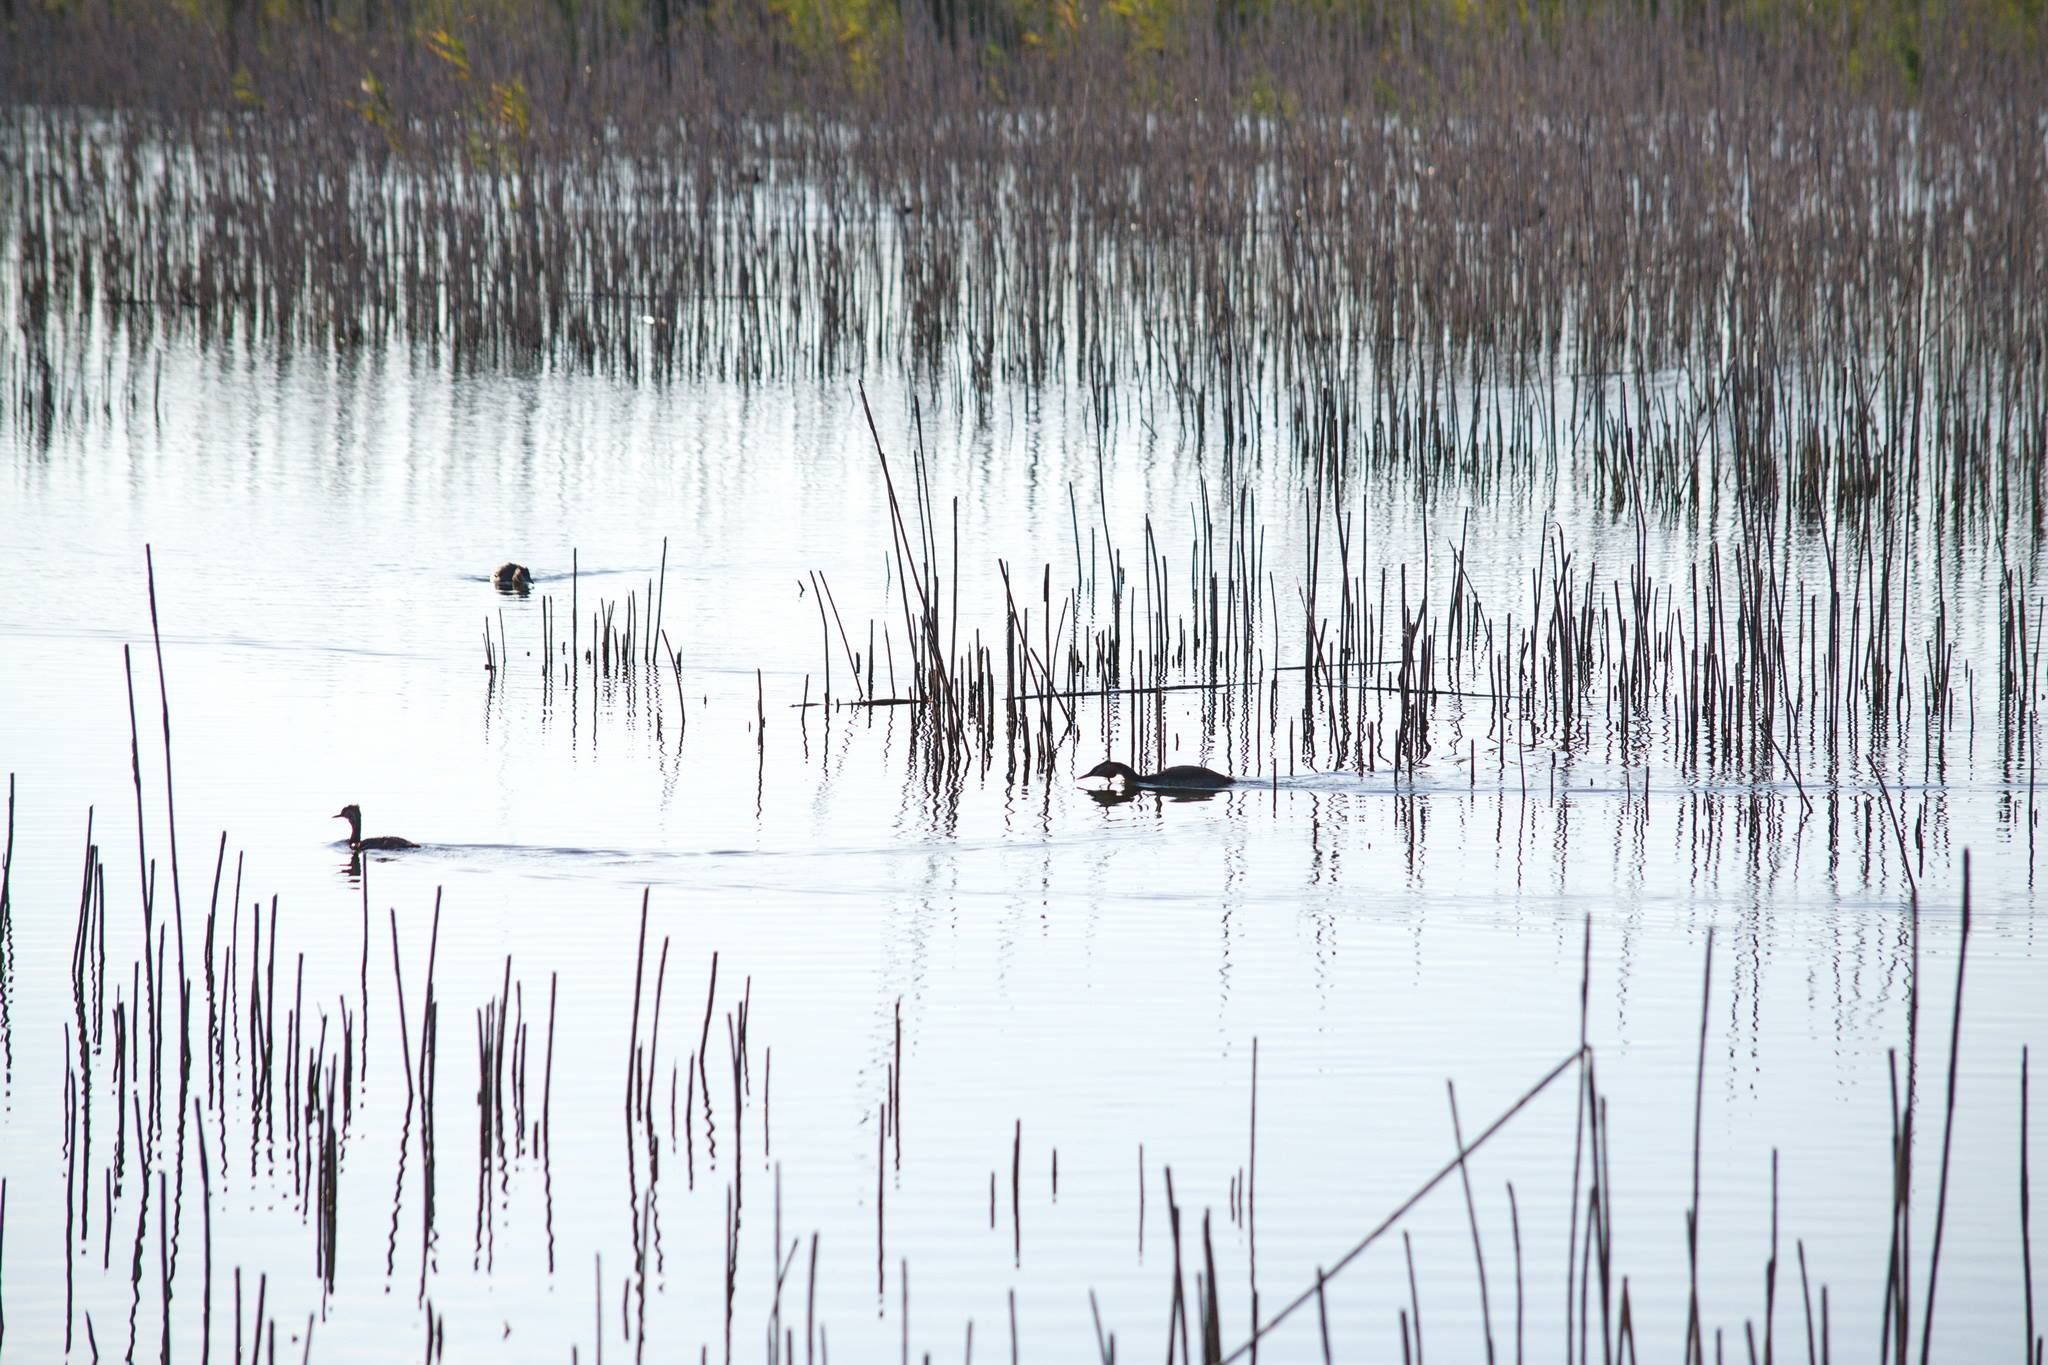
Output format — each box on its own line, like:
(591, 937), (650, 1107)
(492, 563), (533, 593)
(1080, 760), (1235, 791)
(334, 804), (419, 852)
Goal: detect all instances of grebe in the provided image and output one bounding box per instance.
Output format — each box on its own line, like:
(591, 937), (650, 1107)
(334, 804), (419, 852)
(1080, 760), (1235, 791)
(492, 563), (533, 593)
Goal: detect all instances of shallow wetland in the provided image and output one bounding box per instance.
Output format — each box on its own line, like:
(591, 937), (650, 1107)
(2, 13), (2046, 1358)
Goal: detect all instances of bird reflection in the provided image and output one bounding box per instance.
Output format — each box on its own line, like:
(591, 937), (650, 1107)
(1086, 787), (1224, 807)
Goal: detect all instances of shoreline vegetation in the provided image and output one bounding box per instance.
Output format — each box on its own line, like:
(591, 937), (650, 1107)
(6, 1), (2044, 514)
(2, 0), (2043, 119)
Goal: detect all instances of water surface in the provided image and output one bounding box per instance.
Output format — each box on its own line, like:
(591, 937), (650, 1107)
(1, 262), (2041, 1363)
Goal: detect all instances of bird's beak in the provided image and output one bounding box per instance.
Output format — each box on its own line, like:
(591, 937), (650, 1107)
(332, 810), (347, 820)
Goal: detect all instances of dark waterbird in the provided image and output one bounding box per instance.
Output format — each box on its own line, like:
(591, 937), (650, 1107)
(334, 804), (419, 852)
(492, 563), (533, 593)
(1080, 760), (1234, 791)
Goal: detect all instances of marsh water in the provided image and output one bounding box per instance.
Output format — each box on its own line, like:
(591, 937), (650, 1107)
(2, 138), (2045, 1362)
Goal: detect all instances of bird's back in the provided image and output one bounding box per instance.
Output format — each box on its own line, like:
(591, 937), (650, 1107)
(1145, 765), (1234, 790)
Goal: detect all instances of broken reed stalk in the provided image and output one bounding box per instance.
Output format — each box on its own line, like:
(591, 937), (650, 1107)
(2026, 1042), (2041, 1365)
(877, 1101), (887, 1298)
(2, 772), (14, 952)
(1917, 853), (1971, 1364)
(1884, 886), (1925, 1365)
(1249, 1037), (1258, 1331)
(1404, 1230), (1425, 1363)
(1223, 1045), (1584, 1363)
(1447, 1080), (1497, 1365)
(625, 892), (649, 1122)
(1686, 930), (1715, 1365)
(1507, 1182), (1524, 1365)
(144, 546), (187, 976)
(543, 971), (558, 1156)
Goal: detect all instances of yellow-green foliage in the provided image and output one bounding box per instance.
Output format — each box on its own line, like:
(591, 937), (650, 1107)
(1103, 0), (1178, 51)
(342, 26), (532, 166)
(759, 0), (903, 86)
(348, 67), (393, 130)
(42, 0), (2047, 110)
(1003, 0), (1082, 51)
(1241, 68), (1300, 118)
(231, 64), (264, 105)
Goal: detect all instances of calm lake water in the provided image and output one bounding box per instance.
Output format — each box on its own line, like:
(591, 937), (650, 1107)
(2, 280), (2042, 1358)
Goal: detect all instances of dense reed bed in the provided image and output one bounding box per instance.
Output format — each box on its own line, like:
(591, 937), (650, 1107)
(6, 0), (2045, 535)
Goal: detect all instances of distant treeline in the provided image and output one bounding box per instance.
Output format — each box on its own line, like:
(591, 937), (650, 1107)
(1, 0), (2041, 125)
